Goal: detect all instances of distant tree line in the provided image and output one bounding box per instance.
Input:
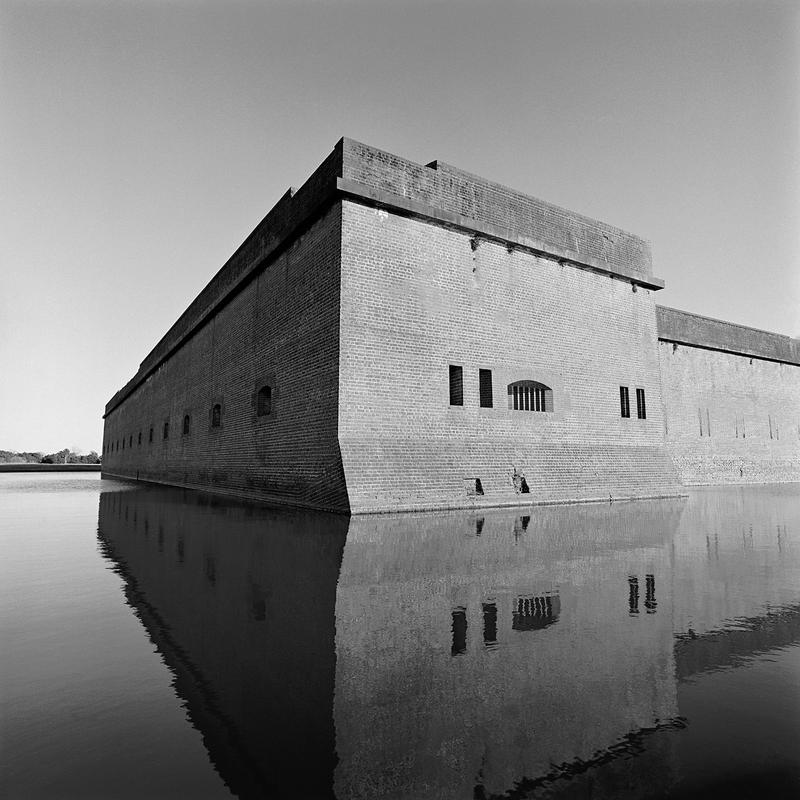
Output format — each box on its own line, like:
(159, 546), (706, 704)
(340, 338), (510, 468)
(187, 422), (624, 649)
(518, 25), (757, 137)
(0, 449), (101, 464)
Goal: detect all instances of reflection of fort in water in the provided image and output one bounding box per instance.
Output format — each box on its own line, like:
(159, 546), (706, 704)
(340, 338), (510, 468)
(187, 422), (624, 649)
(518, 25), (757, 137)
(98, 486), (800, 799)
(452, 591), (561, 656)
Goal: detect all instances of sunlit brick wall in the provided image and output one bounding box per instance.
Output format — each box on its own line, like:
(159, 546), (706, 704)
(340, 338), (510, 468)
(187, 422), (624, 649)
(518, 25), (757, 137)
(337, 200), (681, 512)
(658, 341), (800, 484)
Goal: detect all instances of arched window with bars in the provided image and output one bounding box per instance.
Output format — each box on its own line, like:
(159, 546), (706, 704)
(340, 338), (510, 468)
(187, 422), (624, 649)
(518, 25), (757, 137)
(507, 380), (553, 412)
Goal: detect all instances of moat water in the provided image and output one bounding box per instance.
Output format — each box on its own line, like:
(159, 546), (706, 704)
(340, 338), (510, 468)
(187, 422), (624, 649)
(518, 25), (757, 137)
(1, 474), (798, 799)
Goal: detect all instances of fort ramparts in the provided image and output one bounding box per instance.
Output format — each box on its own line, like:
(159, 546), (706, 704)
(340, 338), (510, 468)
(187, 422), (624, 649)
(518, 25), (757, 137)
(657, 306), (799, 485)
(102, 139), (799, 513)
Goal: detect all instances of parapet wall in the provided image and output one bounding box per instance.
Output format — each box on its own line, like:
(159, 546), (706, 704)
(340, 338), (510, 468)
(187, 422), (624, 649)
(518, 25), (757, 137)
(341, 140), (654, 282)
(656, 306), (800, 365)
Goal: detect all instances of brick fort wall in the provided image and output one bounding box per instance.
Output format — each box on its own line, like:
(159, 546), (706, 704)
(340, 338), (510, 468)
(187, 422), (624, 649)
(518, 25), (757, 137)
(102, 203), (347, 512)
(338, 199), (680, 512)
(657, 307), (800, 485)
(101, 139), (797, 512)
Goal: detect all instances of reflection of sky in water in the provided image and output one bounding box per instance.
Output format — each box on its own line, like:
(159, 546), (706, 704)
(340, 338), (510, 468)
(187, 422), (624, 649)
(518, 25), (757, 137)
(1, 475), (798, 798)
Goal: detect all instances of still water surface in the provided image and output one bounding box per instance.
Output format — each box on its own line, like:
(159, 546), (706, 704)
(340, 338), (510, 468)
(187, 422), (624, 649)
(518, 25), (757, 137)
(1, 474), (798, 799)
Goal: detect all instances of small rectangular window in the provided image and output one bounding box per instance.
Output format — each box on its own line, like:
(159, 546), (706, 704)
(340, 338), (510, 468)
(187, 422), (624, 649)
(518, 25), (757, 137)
(449, 365), (463, 406)
(482, 602), (498, 647)
(636, 388), (646, 419)
(451, 607), (467, 656)
(479, 369), (493, 408)
(620, 386), (630, 418)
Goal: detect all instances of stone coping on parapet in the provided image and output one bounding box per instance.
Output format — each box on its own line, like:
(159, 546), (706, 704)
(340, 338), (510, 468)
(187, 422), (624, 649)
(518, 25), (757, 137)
(656, 306), (800, 366)
(336, 178), (665, 290)
(105, 138), (660, 417)
(340, 138), (655, 280)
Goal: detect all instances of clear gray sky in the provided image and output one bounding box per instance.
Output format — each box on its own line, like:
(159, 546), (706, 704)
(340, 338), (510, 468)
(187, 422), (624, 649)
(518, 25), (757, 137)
(2, 0), (798, 454)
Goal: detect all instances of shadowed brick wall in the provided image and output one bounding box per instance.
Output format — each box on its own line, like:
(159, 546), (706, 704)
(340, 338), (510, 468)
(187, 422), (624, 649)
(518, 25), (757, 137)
(657, 309), (800, 485)
(338, 200), (681, 513)
(102, 204), (347, 512)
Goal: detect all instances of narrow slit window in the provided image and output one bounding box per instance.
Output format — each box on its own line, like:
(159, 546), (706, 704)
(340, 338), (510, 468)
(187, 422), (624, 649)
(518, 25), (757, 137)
(620, 386), (630, 418)
(644, 574), (657, 613)
(482, 602), (498, 648)
(451, 607), (467, 656)
(257, 386), (272, 417)
(211, 404), (222, 428)
(628, 576), (639, 615)
(163, 421), (169, 440)
(479, 369), (493, 408)
(449, 365), (463, 406)
(138, 431), (142, 446)
(149, 427), (153, 443)
(636, 388), (646, 419)
(183, 415), (191, 435)
(205, 556), (216, 586)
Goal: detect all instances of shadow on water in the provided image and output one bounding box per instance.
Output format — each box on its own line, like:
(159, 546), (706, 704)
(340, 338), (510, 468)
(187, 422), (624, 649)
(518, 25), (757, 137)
(98, 489), (347, 800)
(97, 485), (800, 800)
